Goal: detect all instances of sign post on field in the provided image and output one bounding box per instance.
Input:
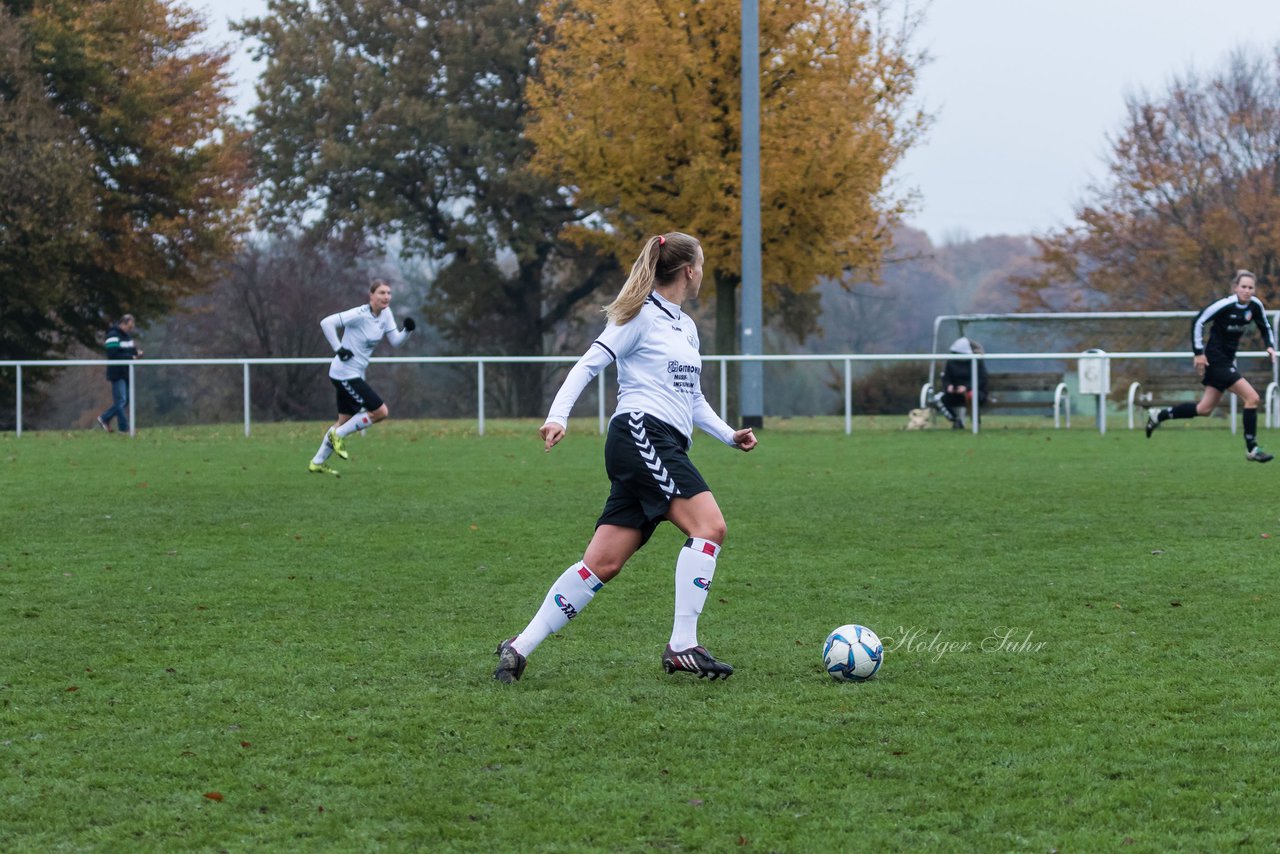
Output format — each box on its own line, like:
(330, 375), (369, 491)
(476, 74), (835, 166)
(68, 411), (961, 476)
(1078, 349), (1111, 434)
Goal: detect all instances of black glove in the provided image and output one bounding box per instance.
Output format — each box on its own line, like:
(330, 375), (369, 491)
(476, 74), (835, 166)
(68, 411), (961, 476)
(401, 317), (416, 332)
(336, 347), (354, 361)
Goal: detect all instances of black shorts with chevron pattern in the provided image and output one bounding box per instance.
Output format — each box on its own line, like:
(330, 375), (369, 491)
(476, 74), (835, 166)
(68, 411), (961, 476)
(331, 376), (384, 416)
(597, 411), (710, 545)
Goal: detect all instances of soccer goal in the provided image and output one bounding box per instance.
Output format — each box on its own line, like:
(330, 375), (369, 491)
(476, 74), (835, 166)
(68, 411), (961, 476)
(923, 311), (1280, 430)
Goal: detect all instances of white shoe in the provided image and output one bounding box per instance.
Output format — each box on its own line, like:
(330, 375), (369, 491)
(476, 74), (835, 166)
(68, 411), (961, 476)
(1145, 409), (1161, 438)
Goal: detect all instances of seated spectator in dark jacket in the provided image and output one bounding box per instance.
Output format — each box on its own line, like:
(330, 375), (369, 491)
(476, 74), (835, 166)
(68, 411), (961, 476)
(931, 336), (988, 429)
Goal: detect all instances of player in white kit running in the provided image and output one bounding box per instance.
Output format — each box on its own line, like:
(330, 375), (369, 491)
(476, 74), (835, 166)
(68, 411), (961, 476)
(308, 278), (415, 475)
(494, 232), (757, 683)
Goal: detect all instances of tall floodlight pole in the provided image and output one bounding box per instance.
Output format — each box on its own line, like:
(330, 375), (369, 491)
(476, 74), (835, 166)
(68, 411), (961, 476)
(739, 0), (764, 428)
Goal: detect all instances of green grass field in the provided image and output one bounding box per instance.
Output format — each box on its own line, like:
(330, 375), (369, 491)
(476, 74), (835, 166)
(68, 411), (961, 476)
(2, 419), (1277, 851)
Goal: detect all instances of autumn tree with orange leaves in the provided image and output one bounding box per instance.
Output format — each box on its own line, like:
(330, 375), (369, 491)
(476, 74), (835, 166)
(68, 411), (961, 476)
(0, 0), (249, 367)
(527, 0), (929, 354)
(241, 0), (625, 416)
(1018, 47), (1280, 316)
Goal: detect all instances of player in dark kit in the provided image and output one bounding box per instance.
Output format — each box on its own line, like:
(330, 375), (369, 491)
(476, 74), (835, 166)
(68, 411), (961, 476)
(1146, 270), (1278, 461)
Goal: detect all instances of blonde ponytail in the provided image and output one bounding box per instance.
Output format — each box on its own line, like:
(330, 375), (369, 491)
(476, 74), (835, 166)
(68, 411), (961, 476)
(605, 236), (662, 324)
(605, 233), (701, 324)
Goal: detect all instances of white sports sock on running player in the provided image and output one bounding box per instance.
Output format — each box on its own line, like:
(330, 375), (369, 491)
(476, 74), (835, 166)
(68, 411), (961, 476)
(311, 432), (336, 465)
(669, 538), (720, 650)
(512, 561), (603, 656)
(336, 412), (373, 438)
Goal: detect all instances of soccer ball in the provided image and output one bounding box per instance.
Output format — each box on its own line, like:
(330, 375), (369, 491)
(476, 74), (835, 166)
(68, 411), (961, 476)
(823, 624), (884, 682)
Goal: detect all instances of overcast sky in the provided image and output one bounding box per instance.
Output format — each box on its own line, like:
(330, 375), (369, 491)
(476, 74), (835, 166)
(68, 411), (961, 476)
(900, 0), (1280, 243)
(200, 0), (1280, 244)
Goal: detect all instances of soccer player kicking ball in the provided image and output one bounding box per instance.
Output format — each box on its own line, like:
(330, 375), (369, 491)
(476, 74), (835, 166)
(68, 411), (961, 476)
(308, 278), (415, 476)
(494, 232), (757, 684)
(1146, 269), (1277, 462)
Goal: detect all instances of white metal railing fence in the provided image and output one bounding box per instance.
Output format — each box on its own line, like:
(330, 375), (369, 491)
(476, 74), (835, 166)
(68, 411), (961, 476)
(3, 351), (1277, 437)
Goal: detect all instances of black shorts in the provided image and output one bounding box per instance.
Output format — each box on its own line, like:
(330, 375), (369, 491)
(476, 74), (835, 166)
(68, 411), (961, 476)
(597, 412), (710, 546)
(1202, 363), (1243, 392)
(331, 377), (384, 416)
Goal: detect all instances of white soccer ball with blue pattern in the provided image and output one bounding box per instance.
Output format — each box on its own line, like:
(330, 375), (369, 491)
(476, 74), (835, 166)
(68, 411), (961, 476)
(823, 624), (884, 682)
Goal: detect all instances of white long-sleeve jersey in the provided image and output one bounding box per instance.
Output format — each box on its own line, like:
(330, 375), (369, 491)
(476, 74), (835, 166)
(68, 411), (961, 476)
(320, 304), (409, 380)
(546, 292), (737, 447)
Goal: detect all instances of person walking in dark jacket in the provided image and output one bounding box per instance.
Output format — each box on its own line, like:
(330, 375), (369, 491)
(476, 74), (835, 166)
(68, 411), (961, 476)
(96, 314), (141, 433)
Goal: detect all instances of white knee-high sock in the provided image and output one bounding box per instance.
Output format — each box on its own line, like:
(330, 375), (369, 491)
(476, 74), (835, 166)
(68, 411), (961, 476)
(311, 429), (336, 465)
(512, 562), (603, 656)
(336, 412), (373, 438)
(670, 538), (720, 650)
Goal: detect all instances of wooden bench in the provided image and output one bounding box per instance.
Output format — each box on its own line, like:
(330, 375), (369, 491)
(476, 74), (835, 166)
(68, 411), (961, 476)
(920, 371), (1070, 428)
(1124, 371), (1280, 429)
(1124, 374), (1196, 429)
